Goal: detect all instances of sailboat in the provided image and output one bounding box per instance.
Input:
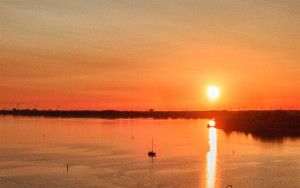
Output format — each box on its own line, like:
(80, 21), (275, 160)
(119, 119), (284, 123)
(148, 138), (156, 157)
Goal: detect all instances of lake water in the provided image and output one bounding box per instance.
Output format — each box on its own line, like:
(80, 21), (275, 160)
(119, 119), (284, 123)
(0, 116), (299, 188)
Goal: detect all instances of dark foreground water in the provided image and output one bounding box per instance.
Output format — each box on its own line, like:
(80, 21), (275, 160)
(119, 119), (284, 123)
(0, 116), (299, 188)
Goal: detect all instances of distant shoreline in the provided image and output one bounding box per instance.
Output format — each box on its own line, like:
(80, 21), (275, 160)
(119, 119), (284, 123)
(0, 109), (221, 119)
(1, 109), (300, 136)
(1, 109), (300, 119)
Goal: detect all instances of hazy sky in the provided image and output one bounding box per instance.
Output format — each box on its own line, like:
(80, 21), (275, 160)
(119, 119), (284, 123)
(1, 0), (300, 110)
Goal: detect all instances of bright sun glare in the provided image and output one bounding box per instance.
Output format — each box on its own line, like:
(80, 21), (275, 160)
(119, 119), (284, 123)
(208, 119), (216, 127)
(207, 86), (220, 101)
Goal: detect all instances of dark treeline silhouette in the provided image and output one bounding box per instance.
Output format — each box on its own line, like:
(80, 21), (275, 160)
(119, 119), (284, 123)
(217, 110), (300, 137)
(0, 109), (220, 119)
(1, 109), (300, 137)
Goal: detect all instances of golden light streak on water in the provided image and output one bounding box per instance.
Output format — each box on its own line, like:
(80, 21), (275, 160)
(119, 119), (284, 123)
(206, 127), (217, 188)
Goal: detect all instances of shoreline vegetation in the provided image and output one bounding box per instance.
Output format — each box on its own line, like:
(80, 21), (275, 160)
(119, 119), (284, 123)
(1, 109), (300, 138)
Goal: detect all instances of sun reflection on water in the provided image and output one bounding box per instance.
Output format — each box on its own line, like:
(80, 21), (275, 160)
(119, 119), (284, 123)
(206, 127), (217, 188)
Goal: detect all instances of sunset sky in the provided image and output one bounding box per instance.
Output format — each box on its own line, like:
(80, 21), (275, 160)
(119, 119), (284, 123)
(1, 0), (299, 110)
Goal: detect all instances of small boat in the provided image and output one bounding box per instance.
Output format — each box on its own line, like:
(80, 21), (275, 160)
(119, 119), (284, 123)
(148, 138), (156, 157)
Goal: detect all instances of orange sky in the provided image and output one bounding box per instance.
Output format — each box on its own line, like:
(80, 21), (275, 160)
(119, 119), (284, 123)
(1, 1), (300, 110)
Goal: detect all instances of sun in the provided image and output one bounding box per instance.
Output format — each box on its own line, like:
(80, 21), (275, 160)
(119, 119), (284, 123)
(207, 86), (220, 101)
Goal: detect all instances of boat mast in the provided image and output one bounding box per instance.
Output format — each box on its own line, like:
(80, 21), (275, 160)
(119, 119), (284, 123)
(152, 137), (153, 151)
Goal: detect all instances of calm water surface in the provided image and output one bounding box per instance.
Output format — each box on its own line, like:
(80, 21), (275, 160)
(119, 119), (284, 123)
(0, 116), (299, 188)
